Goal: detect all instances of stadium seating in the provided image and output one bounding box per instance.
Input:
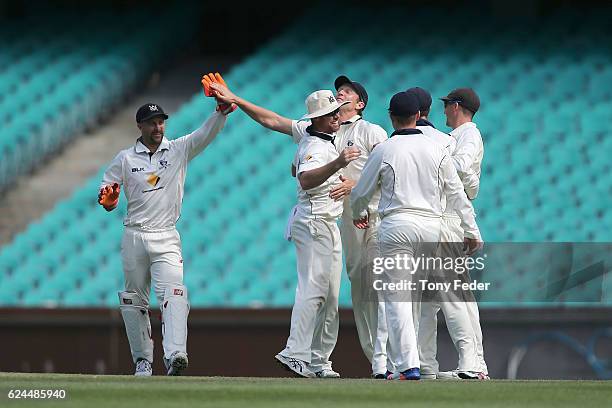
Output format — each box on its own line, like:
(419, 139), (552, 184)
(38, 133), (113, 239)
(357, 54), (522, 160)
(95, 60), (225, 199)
(0, 6), (200, 191)
(0, 5), (611, 308)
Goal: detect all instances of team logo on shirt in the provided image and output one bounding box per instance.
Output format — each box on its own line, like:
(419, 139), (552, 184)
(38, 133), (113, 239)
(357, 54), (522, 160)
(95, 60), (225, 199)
(328, 96), (335, 103)
(132, 167), (145, 172)
(159, 159), (170, 169)
(347, 141), (354, 146)
(304, 154), (313, 162)
(147, 174), (160, 187)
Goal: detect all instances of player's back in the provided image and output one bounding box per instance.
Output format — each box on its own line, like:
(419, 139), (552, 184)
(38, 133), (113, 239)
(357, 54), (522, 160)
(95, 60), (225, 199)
(417, 125), (456, 155)
(376, 130), (447, 218)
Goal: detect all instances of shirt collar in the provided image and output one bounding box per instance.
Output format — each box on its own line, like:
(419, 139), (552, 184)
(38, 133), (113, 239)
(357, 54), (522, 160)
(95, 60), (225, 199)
(306, 125), (335, 143)
(340, 114), (362, 125)
(135, 137), (170, 154)
(416, 118), (436, 129)
(390, 128), (423, 138)
(450, 121), (476, 136)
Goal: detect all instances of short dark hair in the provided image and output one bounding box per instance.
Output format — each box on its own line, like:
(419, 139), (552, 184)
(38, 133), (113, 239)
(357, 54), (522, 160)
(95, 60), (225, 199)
(459, 105), (474, 118)
(391, 112), (418, 126)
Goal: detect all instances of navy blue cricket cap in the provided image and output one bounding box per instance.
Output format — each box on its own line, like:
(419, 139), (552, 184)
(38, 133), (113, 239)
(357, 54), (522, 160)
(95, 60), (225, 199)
(406, 87), (432, 112)
(388, 91), (420, 117)
(136, 103), (169, 123)
(334, 75), (369, 109)
(440, 88), (480, 114)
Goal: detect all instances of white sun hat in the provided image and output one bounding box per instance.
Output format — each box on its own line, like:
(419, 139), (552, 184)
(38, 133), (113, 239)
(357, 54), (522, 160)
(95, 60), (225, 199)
(300, 90), (350, 120)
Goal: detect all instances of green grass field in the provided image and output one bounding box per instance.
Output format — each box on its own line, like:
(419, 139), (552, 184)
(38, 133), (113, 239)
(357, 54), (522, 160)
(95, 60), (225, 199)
(1, 373), (611, 408)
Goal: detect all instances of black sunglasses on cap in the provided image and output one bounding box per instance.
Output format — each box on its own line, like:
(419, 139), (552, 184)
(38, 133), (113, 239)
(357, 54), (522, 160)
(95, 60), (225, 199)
(443, 99), (461, 107)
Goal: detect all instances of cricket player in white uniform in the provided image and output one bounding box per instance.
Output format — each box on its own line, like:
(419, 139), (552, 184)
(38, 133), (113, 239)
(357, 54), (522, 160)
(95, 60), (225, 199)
(435, 87), (487, 379)
(386, 87), (482, 380)
(98, 84), (233, 376)
(350, 91), (482, 380)
(210, 77), (388, 373)
(330, 77), (387, 373)
(211, 83), (361, 377)
(370, 87), (463, 378)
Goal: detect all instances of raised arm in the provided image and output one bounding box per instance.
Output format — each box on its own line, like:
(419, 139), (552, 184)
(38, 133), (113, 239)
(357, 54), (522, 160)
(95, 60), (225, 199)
(175, 110), (227, 162)
(210, 82), (293, 136)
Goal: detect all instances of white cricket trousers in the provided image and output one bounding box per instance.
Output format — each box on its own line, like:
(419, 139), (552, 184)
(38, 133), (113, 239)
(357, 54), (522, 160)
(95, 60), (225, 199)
(340, 200), (381, 364)
(279, 215), (342, 372)
(121, 226), (185, 359)
(376, 213), (441, 373)
(418, 216), (487, 374)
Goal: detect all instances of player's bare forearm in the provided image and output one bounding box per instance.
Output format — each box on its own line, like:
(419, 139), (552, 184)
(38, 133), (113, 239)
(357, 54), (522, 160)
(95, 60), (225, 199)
(298, 160), (344, 190)
(210, 82), (292, 135)
(299, 148), (360, 190)
(236, 97), (293, 135)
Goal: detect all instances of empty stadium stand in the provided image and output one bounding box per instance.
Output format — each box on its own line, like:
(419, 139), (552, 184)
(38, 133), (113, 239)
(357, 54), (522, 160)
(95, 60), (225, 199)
(0, 6), (200, 191)
(0, 5), (610, 308)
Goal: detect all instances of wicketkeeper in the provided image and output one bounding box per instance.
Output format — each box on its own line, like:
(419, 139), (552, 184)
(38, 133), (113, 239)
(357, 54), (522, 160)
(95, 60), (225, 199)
(98, 74), (234, 376)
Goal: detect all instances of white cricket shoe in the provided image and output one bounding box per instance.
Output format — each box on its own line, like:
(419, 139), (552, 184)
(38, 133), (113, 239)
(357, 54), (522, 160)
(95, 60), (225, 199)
(458, 371), (490, 380)
(437, 370), (461, 380)
(420, 372), (438, 380)
(166, 351), (189, 376)
(134, 359), (152, 376)
(315, 368), (341, 378)
(438, 369), (489, 380)
(275, 354), (316, 378)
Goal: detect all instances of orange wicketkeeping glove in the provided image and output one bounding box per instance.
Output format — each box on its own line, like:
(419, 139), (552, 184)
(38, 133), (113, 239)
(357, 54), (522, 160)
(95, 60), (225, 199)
(201, 72), (237, 115)
(98, 183), (120, 211)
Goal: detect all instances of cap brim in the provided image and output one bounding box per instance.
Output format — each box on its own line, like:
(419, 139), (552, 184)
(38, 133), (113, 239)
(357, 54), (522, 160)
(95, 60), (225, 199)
(300, 100), (350, 120)
(138, 113), (169, 123)
(439, 96), (452, 102)
(334, 75), (352, 91)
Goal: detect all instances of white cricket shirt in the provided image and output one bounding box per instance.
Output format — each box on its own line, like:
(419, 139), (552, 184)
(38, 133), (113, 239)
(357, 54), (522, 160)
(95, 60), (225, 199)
(350, 128), (481, 240)
(450, 121), (483, 200)
(101, 111), (226, 230)
(292, 122), (343, 219)
(416, 119), (456, 155)
(417, 119), (459, 215)
(292, 116), (387, 214)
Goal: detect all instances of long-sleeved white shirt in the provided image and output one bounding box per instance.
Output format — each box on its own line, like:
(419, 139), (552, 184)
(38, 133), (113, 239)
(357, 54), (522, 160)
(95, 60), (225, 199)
(101, 111), (226, 230)
(350, 128), (481, 240)
(450, 121), (483, 200)
(292, 116), (387, 214)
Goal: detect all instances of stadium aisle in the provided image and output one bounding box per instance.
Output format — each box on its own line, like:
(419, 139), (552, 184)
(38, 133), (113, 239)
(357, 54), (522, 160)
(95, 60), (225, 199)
(0, 55), (237, 245)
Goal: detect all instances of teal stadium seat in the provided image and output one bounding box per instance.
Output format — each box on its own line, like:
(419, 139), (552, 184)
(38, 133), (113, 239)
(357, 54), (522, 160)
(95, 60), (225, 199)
(0, 5), (202, 192)
(1, 5), (611, 308)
